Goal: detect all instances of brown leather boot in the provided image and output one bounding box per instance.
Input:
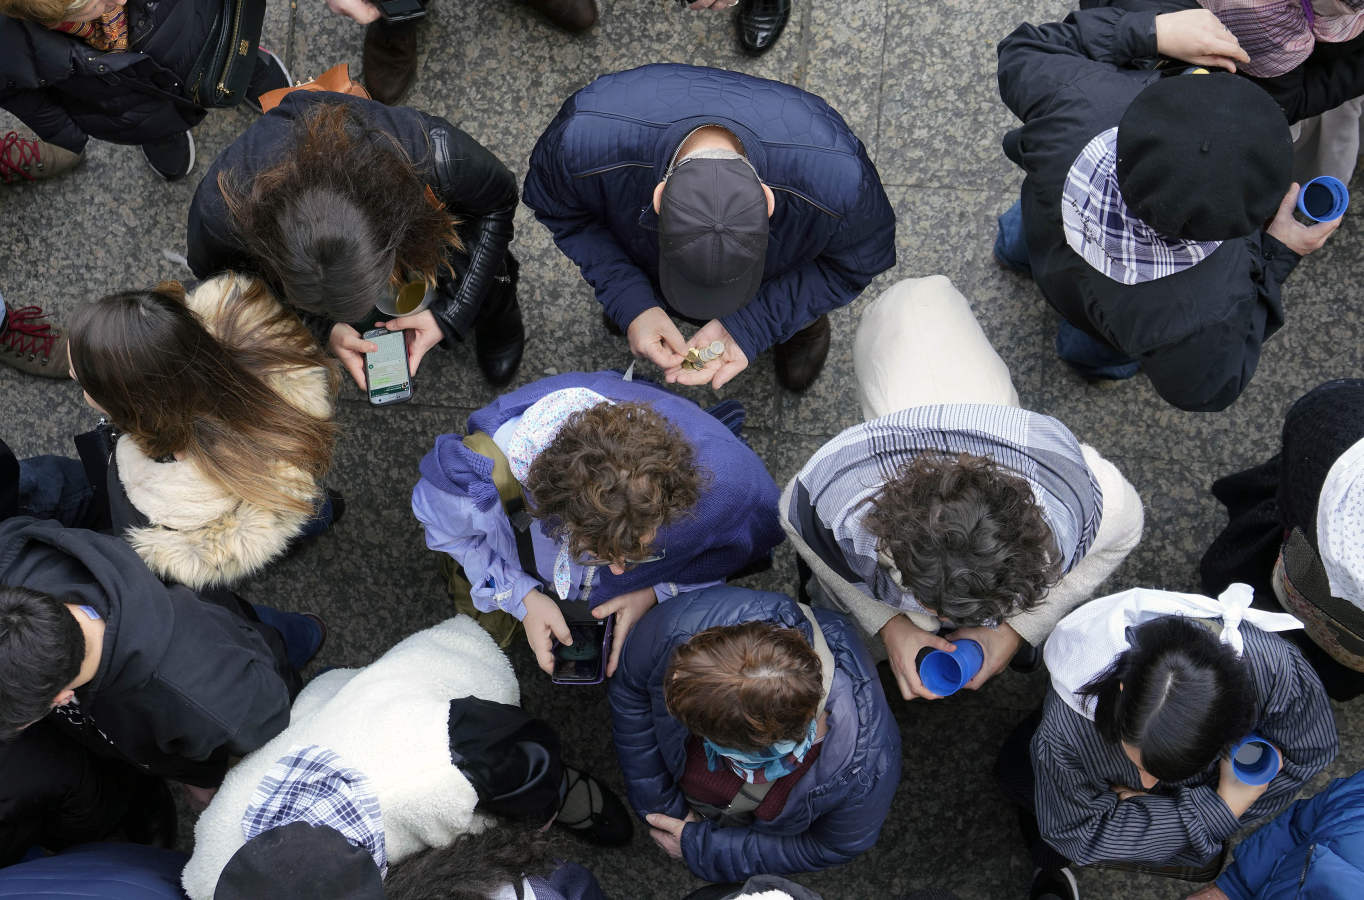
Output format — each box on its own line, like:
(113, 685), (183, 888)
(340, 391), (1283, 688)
(525, 0), (598, 32)
(362, 18), (420, 106)
(773, 314), (831, 391)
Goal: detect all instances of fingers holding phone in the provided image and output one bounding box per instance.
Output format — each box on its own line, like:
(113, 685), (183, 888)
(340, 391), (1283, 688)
(362, 327), (413, 405)
(523, 590), (573, 675)
(375, 309), (443, 375)
(328, 323), (378, 389)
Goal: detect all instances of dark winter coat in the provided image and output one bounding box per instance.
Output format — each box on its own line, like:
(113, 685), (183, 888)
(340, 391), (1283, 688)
(0, 0), (212, 153)
(186, 90), (518, 345)
(1081, 0), (1364, 123)
(0, 515), (294, 786)
(0, 844), (189, 899)
(998, 8), (1299, 411)
(610, 585), (900, 882)
(522, 63), (896, 362)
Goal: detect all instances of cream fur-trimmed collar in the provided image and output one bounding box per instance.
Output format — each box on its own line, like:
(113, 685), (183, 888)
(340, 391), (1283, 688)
(118, 273), (334, 589)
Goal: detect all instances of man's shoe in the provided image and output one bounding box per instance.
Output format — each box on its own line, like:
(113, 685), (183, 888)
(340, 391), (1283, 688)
(474, 277), (526, 386)
(141, 131), (195, 181)
(1029, 867), (1079, 900)
(736, 0), (792, 56)
(243, 46), (292, 114)
(773, 314), (830, 391)
(0, 303), (70, 379)
(363, 18), (420, 106)
(525, 0), (598, 32)
(554, 765), (633, 847)
(1, 131), (82, 185)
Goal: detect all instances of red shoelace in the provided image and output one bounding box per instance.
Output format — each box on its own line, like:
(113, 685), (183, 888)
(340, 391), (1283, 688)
(0, 132), (42, 184)
(1, 306), (59, 360)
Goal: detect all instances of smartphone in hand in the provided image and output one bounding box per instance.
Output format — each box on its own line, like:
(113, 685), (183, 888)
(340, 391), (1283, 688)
(551, 616), (615, 685)
(363, 328), (412, 406)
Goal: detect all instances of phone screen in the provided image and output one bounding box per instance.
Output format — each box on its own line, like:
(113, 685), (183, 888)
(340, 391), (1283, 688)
(552, 619), (609, 684)
(365, 330), (410, 404)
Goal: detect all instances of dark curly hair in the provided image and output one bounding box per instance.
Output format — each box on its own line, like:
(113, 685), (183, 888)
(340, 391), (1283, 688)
(664, 621), (822, 751)
(862, 451), (1060, 624)
(523, 402), (702, 564)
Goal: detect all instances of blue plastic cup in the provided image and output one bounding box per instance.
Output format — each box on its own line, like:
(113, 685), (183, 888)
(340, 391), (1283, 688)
(1297, 176), (1349, 223)
(918, 638), (985, 696)
(1230, 734), (1281, 786)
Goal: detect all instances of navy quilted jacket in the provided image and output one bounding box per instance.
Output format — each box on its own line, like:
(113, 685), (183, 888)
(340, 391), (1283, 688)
(523, 64), (896, 361)
(609, 585), (901, 882)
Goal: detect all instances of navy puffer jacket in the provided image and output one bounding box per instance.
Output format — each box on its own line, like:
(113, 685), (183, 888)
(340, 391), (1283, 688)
(609, 585), (901, 882)
(0, 0), (213, 153)
(523, 63), (896, 362)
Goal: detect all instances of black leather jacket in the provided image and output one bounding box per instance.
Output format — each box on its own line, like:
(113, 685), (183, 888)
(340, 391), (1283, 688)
(186, 90), (517, 343)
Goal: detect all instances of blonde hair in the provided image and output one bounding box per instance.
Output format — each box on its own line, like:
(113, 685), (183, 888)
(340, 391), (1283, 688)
(1, 0), (86, 25)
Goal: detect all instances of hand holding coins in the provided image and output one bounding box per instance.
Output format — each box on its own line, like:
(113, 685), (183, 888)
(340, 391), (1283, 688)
(681, 340), (726, 371)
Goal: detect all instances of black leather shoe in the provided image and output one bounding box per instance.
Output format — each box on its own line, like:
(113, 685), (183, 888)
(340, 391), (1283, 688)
(736, 0), (792, 56)
(554, 765), (633, 847)
(363, 18), (420, 106)
(773, 314), (830, 391)
(474, 287), (525, 387)
(525, 0), (598, 32)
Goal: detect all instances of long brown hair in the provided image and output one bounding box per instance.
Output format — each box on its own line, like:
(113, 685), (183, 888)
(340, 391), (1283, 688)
(68, 279), (339, 516)
(218, 101), (462, 322)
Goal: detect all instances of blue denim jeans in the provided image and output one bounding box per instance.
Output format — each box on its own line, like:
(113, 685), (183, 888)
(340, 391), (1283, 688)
(17, 455), (99, 529)
(1054, 319), (1141, 381)
(251, 605), (324, 671)
(994, 200), (1032, 275)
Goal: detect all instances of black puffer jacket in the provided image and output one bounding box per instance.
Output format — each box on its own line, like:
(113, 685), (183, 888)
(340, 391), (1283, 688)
(998, 8), (1299, 412)
(186, 91), (519, 345)
(0, 0), (213, 152)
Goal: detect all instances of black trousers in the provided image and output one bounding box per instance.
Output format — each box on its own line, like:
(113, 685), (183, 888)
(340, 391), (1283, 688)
(0, 721), (151, 867)
(994, 709), (1072, 871)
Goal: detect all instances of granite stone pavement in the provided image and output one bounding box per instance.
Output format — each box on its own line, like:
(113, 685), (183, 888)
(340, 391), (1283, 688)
(2, 1), (1363, 898)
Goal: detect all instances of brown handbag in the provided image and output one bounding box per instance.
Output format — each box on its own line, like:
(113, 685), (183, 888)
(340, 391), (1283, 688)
(256, 63), (371, 114)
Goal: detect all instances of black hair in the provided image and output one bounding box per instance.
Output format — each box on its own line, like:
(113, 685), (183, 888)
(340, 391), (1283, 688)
(0, 585), (85, 740)
(383, 824), (562, 900)
(1078, 615), (1256, 783)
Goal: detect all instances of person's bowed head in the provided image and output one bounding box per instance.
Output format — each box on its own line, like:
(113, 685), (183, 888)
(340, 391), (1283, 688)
(869, 452), (1061, 700)
(1077, 617), (1281, 813)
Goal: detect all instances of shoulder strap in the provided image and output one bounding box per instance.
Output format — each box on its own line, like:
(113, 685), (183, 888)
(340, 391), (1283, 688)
(796, 603), (836, 720)
(462, 431), (541, 587)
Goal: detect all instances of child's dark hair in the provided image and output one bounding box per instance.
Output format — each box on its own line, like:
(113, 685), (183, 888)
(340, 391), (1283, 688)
(383, 824), (563, 900)
(1079, 615), (1257, 782)
(0, 585), (85, 741)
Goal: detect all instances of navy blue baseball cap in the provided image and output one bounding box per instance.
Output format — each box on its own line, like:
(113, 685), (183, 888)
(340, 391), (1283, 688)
(658, 155), (769, 320)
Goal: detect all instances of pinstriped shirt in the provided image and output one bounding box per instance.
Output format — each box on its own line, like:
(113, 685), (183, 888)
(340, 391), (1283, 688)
(1032, 624), (1339, 867)
(785, 404), (1102, 621)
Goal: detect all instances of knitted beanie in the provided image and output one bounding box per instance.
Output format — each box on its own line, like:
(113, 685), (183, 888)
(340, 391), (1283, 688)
(1279, 379), (1364, 544)
(1116, 73), (1291, 241)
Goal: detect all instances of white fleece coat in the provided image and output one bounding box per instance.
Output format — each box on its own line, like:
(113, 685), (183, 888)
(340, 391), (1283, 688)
(118, 272), (334, 589)
(181, 616), (520, 900)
